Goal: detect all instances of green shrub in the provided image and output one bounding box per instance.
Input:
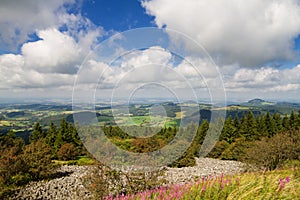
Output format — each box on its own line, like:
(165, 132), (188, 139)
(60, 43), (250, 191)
(22, 139), (55, 180)
(11, 173), (30, 186)
(220, 137), (252, 161)
(76, 156), (95, 166)
(207, 140), (230, 159)
(169, 154), (196, 168)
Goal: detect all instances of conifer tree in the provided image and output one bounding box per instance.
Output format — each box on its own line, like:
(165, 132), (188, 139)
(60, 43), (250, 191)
(46, 122), (57, 149)
(263, 111), (276, 137)
(289, 110), (296, 129)
(246, 111), (258, 140)
(273, 112), (283, 133)
(220, 116), (237, 143)
(255, 115), (264, 137)
(239, 113), (248, 139)
(54, 119), (66, 153)
(282, 115), (290, 131)
(233, 115), (240, 128)
(29, 122), (44, 143)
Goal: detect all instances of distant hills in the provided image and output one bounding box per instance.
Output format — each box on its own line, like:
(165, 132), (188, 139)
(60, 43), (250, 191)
(247, 98), (267, 104)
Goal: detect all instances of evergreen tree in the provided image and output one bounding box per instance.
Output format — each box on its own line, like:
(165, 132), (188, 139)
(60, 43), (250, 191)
(289, 110), (297, 130)
(263, 111), (276, 137)
(233, 115), (240, 129)
(29, 122), (44, 143)
(54, 119), (67, 153)
(246, 111), (258, 140)
(255, 115), (264, 137)
(282, 115), (290, 131)
(297, 110), (300, 129)
(239, 112), (257, 140)
(220, 116), (238, 143)
(273, 112), (283, 133)
(63, 123), (73, 143)
(289, 110), (300, 130)
(46, 122), (57, 156)
(59, 118), (68, 140)
(196, 120), (209, 145)
(238, 113), (247, 138)
(69, 123), (81, 146)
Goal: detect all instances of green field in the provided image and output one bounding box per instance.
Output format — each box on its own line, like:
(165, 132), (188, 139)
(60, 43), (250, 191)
(1, 100), (300, 135)
(114, 115), (178, 127)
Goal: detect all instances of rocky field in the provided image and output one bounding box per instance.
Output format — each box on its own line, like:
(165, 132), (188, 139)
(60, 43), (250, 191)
(8, 158), (246, 200)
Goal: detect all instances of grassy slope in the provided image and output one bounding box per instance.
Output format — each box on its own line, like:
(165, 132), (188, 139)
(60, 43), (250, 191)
(110, 168), (300, 200)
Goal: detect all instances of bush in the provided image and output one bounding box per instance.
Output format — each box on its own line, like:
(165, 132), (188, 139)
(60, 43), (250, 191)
(0, 146), (25, 185)
(245, 131), (300, 170)
(76, 156), (95, 166)
(169, 154), (196, 168)
(57, 143), (79, 161)
(22, 139), (55, 180)
(207, 140), (230, 159)
(220, 137), (252, 161)
(84, 163), (166, 198)
(0, 138), (55, 190)
(11, 173), (31, 186)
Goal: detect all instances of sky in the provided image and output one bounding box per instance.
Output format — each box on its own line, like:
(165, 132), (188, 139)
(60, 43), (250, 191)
(0, 0), (300, 103)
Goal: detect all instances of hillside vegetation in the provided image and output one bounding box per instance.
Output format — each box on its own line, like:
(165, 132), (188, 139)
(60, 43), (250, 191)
(1, 108), (300, 199)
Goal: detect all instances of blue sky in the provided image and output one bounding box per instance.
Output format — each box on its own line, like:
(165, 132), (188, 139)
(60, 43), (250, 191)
(81, 0), (155, 31)
(0, 0), (300, 102)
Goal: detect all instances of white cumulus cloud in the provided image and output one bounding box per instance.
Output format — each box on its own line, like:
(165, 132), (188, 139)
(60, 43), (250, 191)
(142, 0), (300, 67)
(0, 0), (76, 52)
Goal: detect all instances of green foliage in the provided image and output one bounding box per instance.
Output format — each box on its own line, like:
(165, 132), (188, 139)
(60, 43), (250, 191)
(220, 137), (252, 161)
(29, 122), (45, 142)
(220, 116), (238, 143)
(89, 109), (300, 168)
(263, 111), (276, 137)
(76, 156), (95, 166)
(170, 155), (196, 168)
(207, 140), (230, 159)
(208, 110), (300, 164)
(170, 121), (209, 167)
(33, 119), (87, 160)
(45, 122), (57, 148)
(273, 112), (283, 133)
(238, 111), (258, 140)
(53, 156), (95, 166)
(282, 115), (290, 131)
(21, 139), (55, 181)
(0, 137), (55, 193)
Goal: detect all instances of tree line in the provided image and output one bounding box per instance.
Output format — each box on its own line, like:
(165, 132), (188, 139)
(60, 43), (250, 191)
(1, 109), (300, 194)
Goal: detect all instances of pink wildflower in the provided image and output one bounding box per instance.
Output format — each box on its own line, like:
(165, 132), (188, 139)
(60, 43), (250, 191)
(278, 178), (285, 190)
(221, 183), (225, 190)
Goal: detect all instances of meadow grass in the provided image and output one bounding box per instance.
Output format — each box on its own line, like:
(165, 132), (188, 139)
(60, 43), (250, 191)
(105, 168), (300, 200)
(53, 156), (95, 166)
